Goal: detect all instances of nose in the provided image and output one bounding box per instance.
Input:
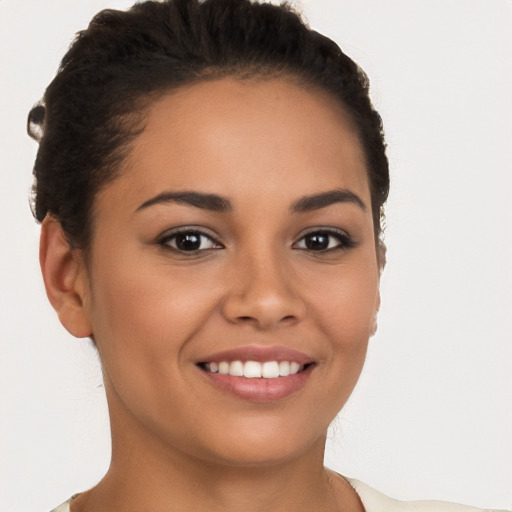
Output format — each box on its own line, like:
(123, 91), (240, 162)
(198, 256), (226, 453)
(221, 251), (306, 330)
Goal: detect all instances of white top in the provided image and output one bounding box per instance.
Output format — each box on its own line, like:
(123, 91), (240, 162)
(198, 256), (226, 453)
(346, 478), (508, 512)
(48, 479), (509, 512)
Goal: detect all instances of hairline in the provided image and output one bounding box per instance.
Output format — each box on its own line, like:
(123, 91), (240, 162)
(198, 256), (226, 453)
(82, 69), (376, 262)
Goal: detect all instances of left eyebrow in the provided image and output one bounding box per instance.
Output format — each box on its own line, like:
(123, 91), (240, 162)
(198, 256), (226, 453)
(291, 188), (367, 213)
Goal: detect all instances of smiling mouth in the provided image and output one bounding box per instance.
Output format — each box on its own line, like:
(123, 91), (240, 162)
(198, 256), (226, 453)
(198, 360), (312, 379)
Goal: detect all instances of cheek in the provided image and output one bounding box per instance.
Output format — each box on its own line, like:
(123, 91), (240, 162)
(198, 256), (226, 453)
(88, 262), (215, 358)
(305, 258), (379, 398)
(84, 258), (221, 428)
(84, 249), (233, 411)
(308, 258), (379, 344)
(327, 281), (377, 344)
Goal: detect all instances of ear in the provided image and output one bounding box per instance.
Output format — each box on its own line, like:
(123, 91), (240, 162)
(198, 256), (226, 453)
(39, 217), (93, 338)
(371, 240), (387, 337)
(377, 239), (387, 274)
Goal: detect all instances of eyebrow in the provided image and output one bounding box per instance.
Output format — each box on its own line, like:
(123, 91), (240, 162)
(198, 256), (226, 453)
(136, 191), (232, 212)
(291, 188), (366, 213)
(135, 188), (366, 214)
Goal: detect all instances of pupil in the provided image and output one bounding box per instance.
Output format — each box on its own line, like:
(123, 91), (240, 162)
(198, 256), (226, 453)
(306, 233), (329, 250)
(176, 233), (201, 251)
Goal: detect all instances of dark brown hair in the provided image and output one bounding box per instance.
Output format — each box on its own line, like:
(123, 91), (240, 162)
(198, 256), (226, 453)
(28, 0), (389, 249)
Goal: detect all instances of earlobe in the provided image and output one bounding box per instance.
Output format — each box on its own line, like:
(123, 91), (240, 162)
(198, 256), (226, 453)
(39, 217), (92, 338)
(370, 290), (380, 337)
(370, 306), (379, 337)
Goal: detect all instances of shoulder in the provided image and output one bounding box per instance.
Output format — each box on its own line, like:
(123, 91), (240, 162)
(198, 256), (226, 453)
(347, 478), (509, 512)
(48, 484), (510, 512)
(49, 495), (75, 512)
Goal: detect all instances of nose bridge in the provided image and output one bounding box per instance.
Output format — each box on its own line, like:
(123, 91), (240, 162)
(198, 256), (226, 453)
(245, 245), (291, 300)
(222, 239), (305, 328)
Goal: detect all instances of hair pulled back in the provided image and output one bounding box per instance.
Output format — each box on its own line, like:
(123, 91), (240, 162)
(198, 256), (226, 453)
(28, 0), (389, 250)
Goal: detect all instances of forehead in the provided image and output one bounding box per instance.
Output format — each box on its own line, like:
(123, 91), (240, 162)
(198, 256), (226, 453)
(104, 77), (371, 210)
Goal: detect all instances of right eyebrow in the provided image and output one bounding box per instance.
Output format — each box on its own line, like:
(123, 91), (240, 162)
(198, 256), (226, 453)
(135, 191), (233, 213)
(291, 188), (367, 213)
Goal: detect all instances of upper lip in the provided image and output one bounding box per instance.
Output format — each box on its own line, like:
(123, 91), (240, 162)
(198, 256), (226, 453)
(197, 345), (314, 365)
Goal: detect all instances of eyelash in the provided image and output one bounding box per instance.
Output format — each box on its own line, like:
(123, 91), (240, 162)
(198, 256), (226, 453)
(293, 229), (356, 252)
(157, 228), (356, 254)
(158, 229), (223, 253)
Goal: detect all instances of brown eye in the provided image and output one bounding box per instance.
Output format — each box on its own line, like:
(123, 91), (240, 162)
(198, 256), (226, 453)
(294, 229), (355, 252)
(174, 232), (202, 251)
(303, 233), (331, 250)
(160, 230), (222, 252)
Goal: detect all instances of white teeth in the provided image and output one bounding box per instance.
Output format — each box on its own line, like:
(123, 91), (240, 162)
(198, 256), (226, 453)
(262, 361), (280, 379)
(290, 362), (301, 375)
(244, 361), (262, 378)
(229, 360), (244, 377)
(218, 361), (229, 375)
(279, 361), (290, 376)
(204, 360), (306, 378)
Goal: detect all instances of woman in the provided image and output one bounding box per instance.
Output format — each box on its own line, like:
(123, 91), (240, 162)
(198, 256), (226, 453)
(11, 0), (509, 510)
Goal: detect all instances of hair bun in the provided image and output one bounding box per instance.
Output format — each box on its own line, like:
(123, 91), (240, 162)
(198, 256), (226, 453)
(27, 104), (46, 141)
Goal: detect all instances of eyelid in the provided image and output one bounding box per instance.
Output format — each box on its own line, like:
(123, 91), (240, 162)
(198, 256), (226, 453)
(296, 226), (350, 237)
(292, 227), (356, 251)
(157, 226), (224, 251)
(294, 226), (351, 241)
(155, 225), (355, 253)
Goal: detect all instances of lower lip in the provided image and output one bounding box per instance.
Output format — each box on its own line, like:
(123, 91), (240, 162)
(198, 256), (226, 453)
(199, 365), (314, 402)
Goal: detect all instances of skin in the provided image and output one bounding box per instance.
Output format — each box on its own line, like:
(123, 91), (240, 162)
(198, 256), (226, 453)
(40, 77), (382, 512)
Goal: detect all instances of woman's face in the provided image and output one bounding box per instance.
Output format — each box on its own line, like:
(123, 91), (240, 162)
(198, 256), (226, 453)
(81, 78), (381, 466)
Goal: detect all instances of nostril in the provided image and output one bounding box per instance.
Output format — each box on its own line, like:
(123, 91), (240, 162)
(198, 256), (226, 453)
(236, 314), (297, 324)
(222, 289), (306, 329)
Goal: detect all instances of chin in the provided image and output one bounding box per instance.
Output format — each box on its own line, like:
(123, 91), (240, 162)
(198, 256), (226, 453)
(189, 416), (329, 469)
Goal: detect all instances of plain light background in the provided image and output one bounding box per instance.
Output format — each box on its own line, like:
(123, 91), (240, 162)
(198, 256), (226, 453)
(0, 1), (510, 511)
